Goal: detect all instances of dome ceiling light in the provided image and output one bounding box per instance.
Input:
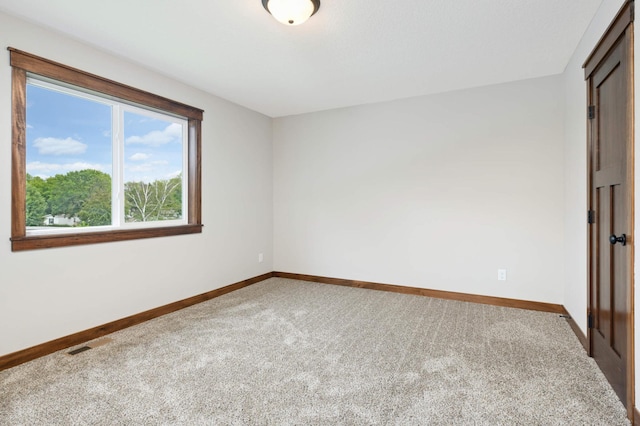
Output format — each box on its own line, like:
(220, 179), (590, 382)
(262, 0), (321, 26)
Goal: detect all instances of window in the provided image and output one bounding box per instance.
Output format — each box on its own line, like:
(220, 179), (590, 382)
(10, 48), (203, 251)
(26, 80), (187, 230)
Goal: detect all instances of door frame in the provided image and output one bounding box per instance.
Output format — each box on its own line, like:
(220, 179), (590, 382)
(583, 0), (635, 418)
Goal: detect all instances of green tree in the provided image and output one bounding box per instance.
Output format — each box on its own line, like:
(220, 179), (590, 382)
(125, 176), (182, 222)
(26, 174), (50, 209)
(25, 178), (48, 226)
(78, 182), (112, 226)
(47, 169), (111, 226)
(165, 175), (182, 218)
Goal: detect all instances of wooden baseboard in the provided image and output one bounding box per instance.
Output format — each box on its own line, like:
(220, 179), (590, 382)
(273, 271), (566, 314)
(0, 270), (573, 371)
(0, 272), (274, 371)
(563, 314), (588, 352)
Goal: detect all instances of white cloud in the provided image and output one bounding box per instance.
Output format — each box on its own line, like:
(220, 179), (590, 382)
(126, 123), (182, 146)
(126, 161), (172, 174)
(126, 163), (153, 173)
(125, 162), (181, 183)
(129, 153), (151, 161)
(125, 161), (175, 172)
(27, 161), (107, 177)
(33, 137), (87, 156)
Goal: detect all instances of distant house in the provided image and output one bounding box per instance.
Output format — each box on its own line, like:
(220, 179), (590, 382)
(43, 215), (81, 227)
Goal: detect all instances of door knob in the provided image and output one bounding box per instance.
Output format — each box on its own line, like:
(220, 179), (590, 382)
(609, 234), (627, 246)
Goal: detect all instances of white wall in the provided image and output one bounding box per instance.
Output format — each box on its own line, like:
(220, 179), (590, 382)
(0, 12), (273, 357)
(274, 75), (565, 304)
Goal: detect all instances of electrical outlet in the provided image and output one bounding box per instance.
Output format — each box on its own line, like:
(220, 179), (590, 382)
(258, 253), (264, 263)
(498, 269), (507, 281)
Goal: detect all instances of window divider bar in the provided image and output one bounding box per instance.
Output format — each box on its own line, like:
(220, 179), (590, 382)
(113, 105), (123, 227)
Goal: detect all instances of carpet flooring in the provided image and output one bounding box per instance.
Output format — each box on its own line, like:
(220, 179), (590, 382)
(0, 278), (630, 425)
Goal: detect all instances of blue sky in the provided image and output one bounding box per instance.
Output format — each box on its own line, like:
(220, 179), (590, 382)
(26, 83), (184, 183)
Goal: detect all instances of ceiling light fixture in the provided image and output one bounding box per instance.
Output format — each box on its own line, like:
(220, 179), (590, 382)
(262, 0), (320, 26)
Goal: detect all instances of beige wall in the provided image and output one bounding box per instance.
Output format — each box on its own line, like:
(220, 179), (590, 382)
(0, 12), (274, 357)
(274, 75), (565, 304)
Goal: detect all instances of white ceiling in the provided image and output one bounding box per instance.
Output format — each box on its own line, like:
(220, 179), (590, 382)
(0, 0), (603, 117)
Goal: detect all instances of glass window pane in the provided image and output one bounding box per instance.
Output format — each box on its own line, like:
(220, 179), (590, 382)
(123, 111), (184, 223)
(26, 83), (113, 230)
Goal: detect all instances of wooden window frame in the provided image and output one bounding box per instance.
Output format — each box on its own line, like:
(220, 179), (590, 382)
(9, 48), (203, 251)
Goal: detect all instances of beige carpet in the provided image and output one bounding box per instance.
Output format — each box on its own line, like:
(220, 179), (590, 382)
(0, 278), (630, 425)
